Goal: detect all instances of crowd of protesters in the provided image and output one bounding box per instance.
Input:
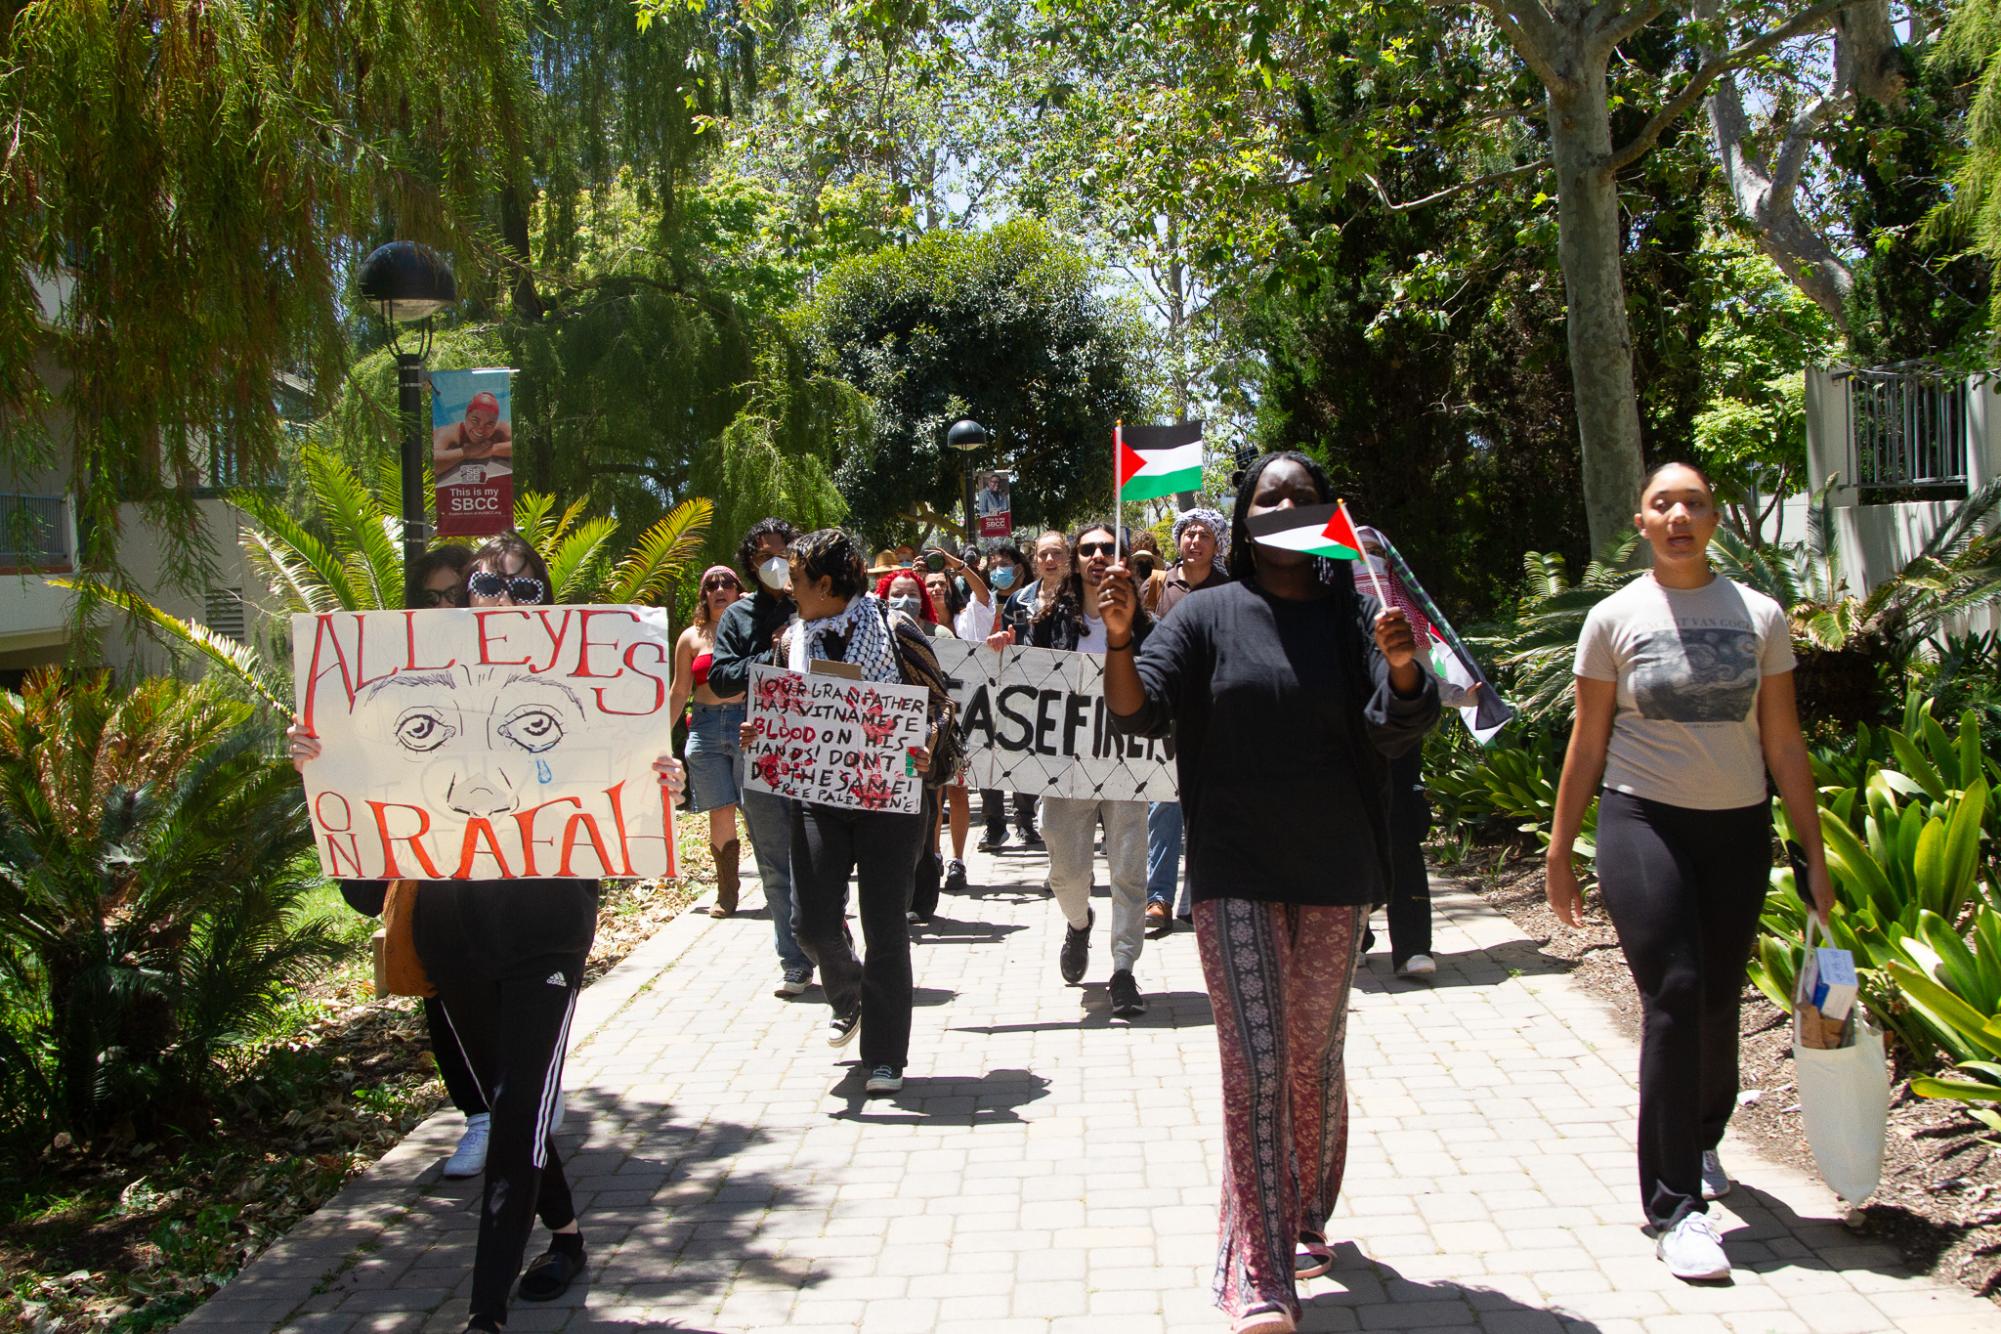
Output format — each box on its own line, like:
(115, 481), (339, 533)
(287, 453), (1834, 1334)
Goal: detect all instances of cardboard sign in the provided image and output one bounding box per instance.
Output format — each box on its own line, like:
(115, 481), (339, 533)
(291, 605), (677, 880)
(931, 639), (1178, 801)
(431, 368), (516, 537)
(741, 664), (929, 814)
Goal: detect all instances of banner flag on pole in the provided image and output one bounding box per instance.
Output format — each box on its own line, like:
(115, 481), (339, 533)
(1358, 524), (1516, 745)
(1116, 421), (1204, 503)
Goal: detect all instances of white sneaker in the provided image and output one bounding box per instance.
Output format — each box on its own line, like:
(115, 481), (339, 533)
(1656, 1212), (1729, 1280)
(442, 1112), (490, 1178)
(1701, 1150), (1732, 1200)
(1396, 953), (1437, 979)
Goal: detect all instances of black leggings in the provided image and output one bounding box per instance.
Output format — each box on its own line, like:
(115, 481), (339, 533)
(1595, 790), (1771, 1231)
(791, 802), (926, 1069)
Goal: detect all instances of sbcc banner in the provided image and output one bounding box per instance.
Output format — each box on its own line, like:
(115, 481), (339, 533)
(741, 665), (929, 815)
(291, 606), (677, 880)
(930, 640), (1178, 802)
(431, 368), (515, 537)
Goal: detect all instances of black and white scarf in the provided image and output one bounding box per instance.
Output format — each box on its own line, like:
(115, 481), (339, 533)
(787, 593), (900, 685)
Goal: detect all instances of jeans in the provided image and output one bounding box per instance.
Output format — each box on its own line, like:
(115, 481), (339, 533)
(790, 802), (927, 1069)
(1596, 790), (1772, 1231)
(1043, 796), (1149, 975)
(1145, 800), (1188, 916)
(683, 700), (745, 813)
(909, 786), (942, 920)
(1385, 749), (1433, 965)
(982, 789), (1037, 837)
(737, 766), (809, 975)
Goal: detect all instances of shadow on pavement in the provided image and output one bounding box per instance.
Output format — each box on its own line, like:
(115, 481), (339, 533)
(825, 1065), (1052, 1126)
(1352, 937), (1576, 994)
(909, 913), (1028, 945)
(1309, 1244), (1606, 1331)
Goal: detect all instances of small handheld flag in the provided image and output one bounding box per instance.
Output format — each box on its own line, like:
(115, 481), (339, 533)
(1244, 503), (1365, 560)
(1116, 422), (1205, 503)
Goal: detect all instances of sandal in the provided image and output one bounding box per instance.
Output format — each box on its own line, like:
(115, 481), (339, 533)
(1231, 1307), (1296, 1334)
(516, 1243), (587, 1302)
(1295, 1230), (1335, 1280)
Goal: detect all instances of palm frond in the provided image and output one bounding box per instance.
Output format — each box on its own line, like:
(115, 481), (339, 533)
(300, 446), (402, 609)
(231, 489), (362, 612)
(602, 498), (714, 606)
(543, 516), (621, 603)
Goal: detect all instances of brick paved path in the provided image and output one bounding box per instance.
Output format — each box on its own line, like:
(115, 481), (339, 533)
(183, 843), (1998, 1334)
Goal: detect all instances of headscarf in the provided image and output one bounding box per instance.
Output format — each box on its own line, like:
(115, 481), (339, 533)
(1172, 506), (1231, 560)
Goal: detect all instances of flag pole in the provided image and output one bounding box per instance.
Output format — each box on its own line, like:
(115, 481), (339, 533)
(1341, 498), (1393, 608)
(1114, 420), (1124, 558)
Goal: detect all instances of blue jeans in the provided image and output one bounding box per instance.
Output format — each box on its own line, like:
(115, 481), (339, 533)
(1146, 800), (1188, 916)
(737, 758), (809, 975)
(684, 701), (744, 813)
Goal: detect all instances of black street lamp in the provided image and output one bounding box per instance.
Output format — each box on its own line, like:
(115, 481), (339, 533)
(946, 418), (989, 542)
(358, 241), (457, 587)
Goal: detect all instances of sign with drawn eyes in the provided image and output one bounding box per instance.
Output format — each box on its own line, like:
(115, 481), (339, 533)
(291, 606), (677, 880)
(740, 665), (930, 814)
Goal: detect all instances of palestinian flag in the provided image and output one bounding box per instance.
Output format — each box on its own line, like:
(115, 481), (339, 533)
(1244, 503), (1365, 560)
(1116, 422), (1204, 502)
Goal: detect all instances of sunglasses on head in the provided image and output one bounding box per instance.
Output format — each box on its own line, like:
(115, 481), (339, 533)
(467, 570), (547, 603)
(703, 575), (741, 592)
(1076, 541), (1118, 558)
(419, 585), (469, 609)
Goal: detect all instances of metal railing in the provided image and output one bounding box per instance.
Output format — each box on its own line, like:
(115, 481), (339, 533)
(1841, 364), (1971, 491)
(0, 494), (70, 570)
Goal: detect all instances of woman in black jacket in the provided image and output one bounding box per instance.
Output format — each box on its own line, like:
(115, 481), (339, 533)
(1102, 453), (1438, 1334)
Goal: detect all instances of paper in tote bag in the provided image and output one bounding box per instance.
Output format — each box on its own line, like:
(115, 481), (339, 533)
(1793, 916), (1888, 1205)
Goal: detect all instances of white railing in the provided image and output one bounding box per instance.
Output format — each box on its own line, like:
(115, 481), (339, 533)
(1837, 363), (1972, 491)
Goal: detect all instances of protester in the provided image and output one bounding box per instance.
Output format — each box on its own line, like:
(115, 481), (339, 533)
(291, 533), (689, 1334)
(1015, 521), (1153, 1018)
(924, 566), (974, 895)
(957, 542), (1037, 854)
(708, 517), (816, 997)
(878, 568), (952, 923)
(1103, 451), (1438, 1333)
(1546, 460), (1834, 1282)
(978, 532), (1073, 851)
(742, 528), (951, 1095)
(669, 565), (749, 918)
(1128, 530), (1168, 613)
(1143, 506), (1232, 937)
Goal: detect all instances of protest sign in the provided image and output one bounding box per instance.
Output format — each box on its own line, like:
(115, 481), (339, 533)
(431, 368), (515, 537)
(741, 665), (930, 814)
(291, 605), (677, 880)
(930, 640), (1178, 801)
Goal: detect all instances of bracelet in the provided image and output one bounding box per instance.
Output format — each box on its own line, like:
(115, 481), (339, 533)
(1105, 637), (1133, 652)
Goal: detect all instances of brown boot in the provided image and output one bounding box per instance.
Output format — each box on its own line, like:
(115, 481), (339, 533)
(708, 840), (741, 918)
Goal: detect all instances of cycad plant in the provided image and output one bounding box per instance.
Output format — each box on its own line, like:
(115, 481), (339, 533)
(0, 671), (345, 1148)
(65, 445), (711, 715)
(1482, 533), (1644, 726)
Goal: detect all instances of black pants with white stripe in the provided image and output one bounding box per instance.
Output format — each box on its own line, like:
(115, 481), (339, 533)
(415, 879), (597, 1330)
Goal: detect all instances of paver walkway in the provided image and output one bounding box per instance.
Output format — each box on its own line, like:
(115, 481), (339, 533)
(183, 842), (1998, 1334)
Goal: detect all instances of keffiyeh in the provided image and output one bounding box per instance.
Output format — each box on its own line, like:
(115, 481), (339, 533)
(787, 593), (901, 685)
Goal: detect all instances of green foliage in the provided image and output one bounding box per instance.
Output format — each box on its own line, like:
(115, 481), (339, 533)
(805, 219), (1149, 538)
(0, 672), (345, 1152)
(1481, 535), (1645, 727)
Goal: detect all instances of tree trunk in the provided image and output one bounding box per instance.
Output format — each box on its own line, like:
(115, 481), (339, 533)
(1547, 65), (1647, 554)
(500, 181), (543, 321)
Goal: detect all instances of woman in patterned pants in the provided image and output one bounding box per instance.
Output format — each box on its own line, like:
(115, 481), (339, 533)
(1102, 451), (1439, 1332)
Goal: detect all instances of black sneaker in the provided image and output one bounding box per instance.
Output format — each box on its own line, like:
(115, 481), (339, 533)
(775, 966), (813, 998)
(1060, 909), (1094, 984)
(944, 859), (968, 893)
(827, 1004), (861, 1047)
(1109, 968), (1147, 1018)
(1017, 823), (1044, 848)
(864, 1064), (904, 1095)
(977, 827), (1008, 852)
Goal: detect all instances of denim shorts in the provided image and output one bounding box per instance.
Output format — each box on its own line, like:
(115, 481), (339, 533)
(684, 700), (745, 814)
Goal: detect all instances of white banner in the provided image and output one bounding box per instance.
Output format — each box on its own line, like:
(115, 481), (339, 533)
(931, 639), (1178, 802)
(741, 664), (930, 814)
(291, 606), (677, 880)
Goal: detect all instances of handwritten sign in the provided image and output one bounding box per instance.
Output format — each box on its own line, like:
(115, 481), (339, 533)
(740, 665), (929, 814)
(291, 606), (676, 880)
(931, 639), (1178, 802)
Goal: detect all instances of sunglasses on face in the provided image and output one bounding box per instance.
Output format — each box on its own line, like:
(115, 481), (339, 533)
(703, 576), (741, 593)
(1076, 541), (1117, 558)
(467, 570), (547, 603)
(419, 585), (469, 608)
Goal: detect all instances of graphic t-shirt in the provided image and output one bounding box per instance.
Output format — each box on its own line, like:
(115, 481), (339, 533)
(1574, 574), (1795, 810)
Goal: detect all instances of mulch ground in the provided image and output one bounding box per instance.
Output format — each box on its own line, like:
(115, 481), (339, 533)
(1450, 842), (2001, 1303)
(0, 845), (711, 1334)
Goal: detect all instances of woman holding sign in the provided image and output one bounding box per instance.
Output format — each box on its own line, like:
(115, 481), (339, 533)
(291, 533), (690, 1334)
(1101, 453), (1438, 1334)
(1546, 461), (1833, 1282)
(745, 528), (955, 1096)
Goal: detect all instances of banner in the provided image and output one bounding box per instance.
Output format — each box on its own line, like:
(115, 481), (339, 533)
(291, 605), (677, 880)
(431, 368), (515, 537)
(974, 470), (1014, 540)
(931, 639), (1178, 801)
(741, 665), (930, 814)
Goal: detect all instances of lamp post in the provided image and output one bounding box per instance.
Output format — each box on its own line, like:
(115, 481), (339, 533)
(357, 241), (457, 588)
(946, 417), (989, 544)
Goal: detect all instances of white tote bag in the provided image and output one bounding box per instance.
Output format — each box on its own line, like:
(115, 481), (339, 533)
(1793, 919), (1889, 1205)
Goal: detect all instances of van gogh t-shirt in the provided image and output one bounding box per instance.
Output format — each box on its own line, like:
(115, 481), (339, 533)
(1574, 574), (1794, 810)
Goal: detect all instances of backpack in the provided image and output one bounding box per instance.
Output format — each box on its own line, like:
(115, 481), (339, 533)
(879, 602), (967, 790)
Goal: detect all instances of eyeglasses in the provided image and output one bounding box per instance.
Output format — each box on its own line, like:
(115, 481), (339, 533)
(1076, 541), (1117, 558)
(702, 575), (741, 593)
(467, 571), (548, 603)
(419, 586), (469, 609)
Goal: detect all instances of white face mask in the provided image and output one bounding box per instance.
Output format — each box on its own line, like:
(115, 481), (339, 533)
(757, 555), (792, 591)
(888, 595), (924, 618)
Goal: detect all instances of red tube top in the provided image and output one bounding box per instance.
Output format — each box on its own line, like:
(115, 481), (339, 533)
(691, 651), (713, 689)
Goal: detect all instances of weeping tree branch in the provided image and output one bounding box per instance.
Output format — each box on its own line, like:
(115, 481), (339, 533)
(1366, 159), (1551, 211)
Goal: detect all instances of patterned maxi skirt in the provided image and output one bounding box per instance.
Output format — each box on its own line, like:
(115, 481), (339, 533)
(1193, 898), (1366, 1320)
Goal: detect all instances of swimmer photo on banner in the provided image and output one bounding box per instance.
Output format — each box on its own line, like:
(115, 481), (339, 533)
(430, 367), (516, 537)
